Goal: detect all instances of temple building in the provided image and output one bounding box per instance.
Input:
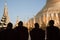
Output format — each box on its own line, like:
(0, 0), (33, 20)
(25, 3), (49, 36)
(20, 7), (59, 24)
(26, 0), (60, 29)
(36, 0), (60, 28)
(0, 0), (60, 30)
(0, 1), (10, 28)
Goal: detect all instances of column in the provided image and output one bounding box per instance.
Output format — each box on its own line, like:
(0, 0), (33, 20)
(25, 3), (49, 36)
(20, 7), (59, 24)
(46, 13), (49, 25)
(43, 14), (46, 24)
(51, 13), (54, 20)
(56, 13), (59, 26)
(39, 16), (42, 27)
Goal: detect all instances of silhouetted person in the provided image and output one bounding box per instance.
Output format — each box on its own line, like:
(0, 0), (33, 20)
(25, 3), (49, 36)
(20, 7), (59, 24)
(7, 22), (13, 30)
(30, 23), (45, 40)
(46, 20), (60, 40)
(0, 25), (8, 40)
(15, 21), (28, 40)
(0, 28), (6, 40)
(6, 22), (14, 40)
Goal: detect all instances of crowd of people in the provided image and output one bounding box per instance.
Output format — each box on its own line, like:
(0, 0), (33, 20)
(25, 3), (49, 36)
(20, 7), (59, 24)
(0, 20), (60, 40)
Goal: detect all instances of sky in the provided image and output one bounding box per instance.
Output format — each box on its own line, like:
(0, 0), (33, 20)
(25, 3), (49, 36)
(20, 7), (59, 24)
(0, 0), (46, 24)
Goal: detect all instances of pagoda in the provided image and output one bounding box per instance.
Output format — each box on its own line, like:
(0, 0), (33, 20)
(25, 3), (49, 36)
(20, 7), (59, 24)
(0, 1), (10, 28)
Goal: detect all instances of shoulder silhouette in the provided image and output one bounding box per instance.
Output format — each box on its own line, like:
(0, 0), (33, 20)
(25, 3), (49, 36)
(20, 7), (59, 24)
(46, 20), (60, 40)
(30, 23), (45, 40)
(7, 22), (13, 30)
(6, 22), (14, 40)
(0, 22), (14, 40)
(15, 21), (28, 40)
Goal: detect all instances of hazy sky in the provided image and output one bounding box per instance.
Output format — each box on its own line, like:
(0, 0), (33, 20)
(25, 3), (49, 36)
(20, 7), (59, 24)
(0, 0), (46, 24)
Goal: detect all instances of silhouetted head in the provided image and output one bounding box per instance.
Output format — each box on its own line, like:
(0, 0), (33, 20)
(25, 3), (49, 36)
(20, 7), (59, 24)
(18, 21), (23, 26)
(48, 20), (54, 26)
(7, 22), (13, 30)
(34, 23), (39, 28)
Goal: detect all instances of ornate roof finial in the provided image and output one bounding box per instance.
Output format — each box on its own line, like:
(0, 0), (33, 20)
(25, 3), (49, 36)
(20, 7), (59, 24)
(5, 0), (7, 6)
(14, 16), (20, 27)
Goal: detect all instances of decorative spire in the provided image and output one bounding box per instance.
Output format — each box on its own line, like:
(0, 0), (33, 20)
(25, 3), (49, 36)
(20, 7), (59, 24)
(0, 0), (10, 27)
(33, 16), (36, 24)
(3, 0), (8, 16)
(5, 0), (7, 5)
(16, 16), (20, 24)
(14, 16), (20, 27)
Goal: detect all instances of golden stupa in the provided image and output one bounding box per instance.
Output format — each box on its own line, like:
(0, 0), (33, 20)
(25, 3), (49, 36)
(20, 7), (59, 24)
(35, 0), (60, 27)
(26, 0), (60, 29)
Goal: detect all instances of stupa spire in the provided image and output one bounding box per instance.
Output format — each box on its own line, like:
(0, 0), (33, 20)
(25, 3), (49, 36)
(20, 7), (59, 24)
(14, 16), (20, 28)
(0, 0), (10, 27)
(3, 0), (8, 16)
